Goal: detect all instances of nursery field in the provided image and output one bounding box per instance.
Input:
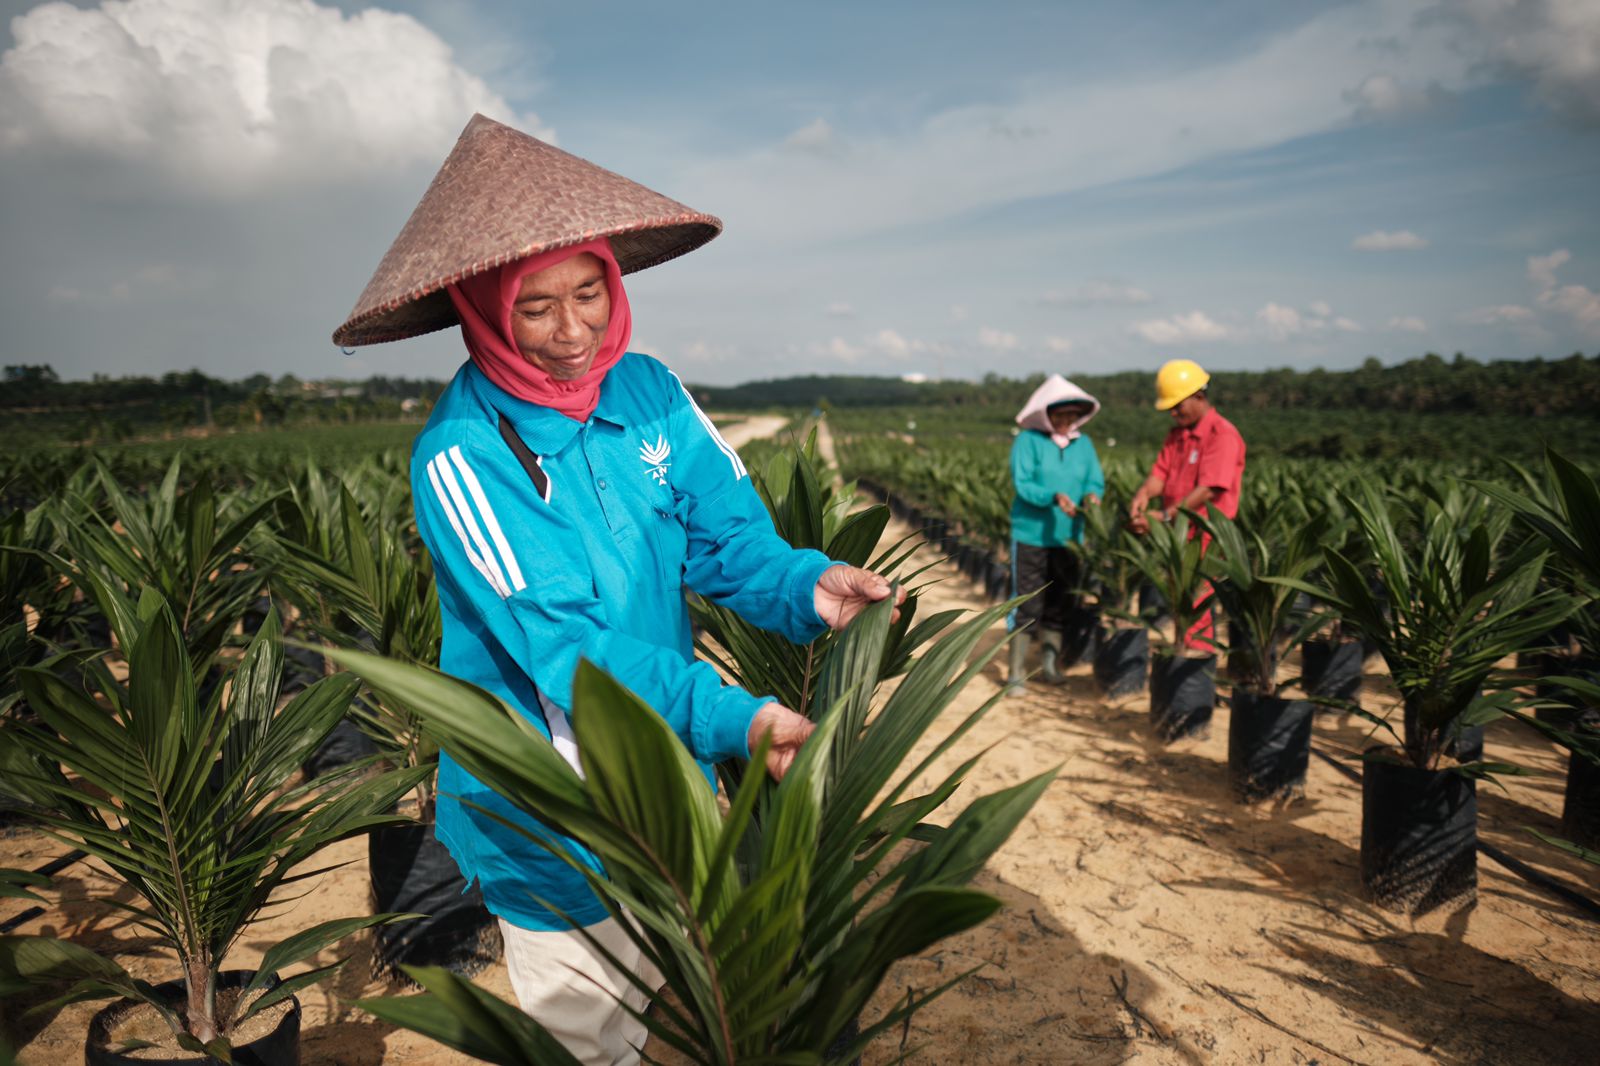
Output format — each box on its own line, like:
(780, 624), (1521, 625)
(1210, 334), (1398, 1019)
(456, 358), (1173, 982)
(849, 519), (1599, 1065)
(1, 407), (1597, 1065)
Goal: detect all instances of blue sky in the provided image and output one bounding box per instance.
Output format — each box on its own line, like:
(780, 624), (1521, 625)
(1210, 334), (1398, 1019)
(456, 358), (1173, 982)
(2, 0), (1598, 385)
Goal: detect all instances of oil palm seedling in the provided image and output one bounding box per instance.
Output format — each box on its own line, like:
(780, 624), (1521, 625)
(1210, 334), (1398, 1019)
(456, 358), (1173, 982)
(0, 604), (426, 1062)
(1072, 476), (1153, 699)
(1474, 446), (1600, 854)
(266, 477), (441, 804)
(687, 438), (1026, 1055)
(1117, 511), (1216, 740)
(1198, 511), (1324, 802)
(31, 457), (278, 679)
(265, 474), (501, 978)
(1282, 480), (1573, 913)
(333, 585), (1052, 1064)
(690, 436), (934, 726)
(0, 501), (82, 660)
(1281, 486), (1369, 704)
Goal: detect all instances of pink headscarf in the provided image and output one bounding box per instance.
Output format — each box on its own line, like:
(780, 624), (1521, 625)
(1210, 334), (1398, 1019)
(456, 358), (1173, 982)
(446, 238), (632, 422)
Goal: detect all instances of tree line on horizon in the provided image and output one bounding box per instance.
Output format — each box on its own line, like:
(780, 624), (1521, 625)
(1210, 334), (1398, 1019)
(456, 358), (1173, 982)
(691, 351), (1600, 417)
(4, 351), (1598, 428)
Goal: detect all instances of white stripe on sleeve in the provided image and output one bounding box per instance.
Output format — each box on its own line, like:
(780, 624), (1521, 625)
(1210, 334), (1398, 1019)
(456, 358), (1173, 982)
(432, 451), (512, 598)
(448, 446), (527, 593)
(670, 370), (746, 480)
(427, 457), (508, 599)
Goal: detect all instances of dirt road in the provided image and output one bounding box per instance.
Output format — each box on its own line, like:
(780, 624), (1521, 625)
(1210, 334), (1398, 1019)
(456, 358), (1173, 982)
(716, 414), (790, 451)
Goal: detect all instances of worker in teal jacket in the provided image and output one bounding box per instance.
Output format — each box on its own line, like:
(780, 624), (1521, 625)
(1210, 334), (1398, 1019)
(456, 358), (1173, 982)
(1007, 374), (1106, 693)
(334, 115), (899, 1065)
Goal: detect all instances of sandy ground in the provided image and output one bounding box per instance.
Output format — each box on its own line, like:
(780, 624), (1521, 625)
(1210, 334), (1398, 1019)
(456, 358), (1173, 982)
(5, 417), (1598, 1064)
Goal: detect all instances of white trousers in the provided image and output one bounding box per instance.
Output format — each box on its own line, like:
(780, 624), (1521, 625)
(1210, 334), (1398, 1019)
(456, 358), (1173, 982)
(498, 916), (660, 1066)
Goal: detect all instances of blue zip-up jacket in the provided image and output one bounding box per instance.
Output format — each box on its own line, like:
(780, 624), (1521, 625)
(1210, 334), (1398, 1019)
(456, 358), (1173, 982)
(411, 355), (837, 930)
(1009, 430), (1106, 547)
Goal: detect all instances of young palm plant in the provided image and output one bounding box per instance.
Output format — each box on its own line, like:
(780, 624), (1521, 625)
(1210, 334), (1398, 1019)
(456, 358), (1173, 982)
(35, 457), (279, 680)
(1198, 511), (1324, 801)
(1117, 512), (1216, 740)
(333, 587), (1052, 1064)
(1072, 477), (1151, 698)
(1293, 481), (1570, 771)
(690, 435), (934, 722)
(264, 474), (500, 979)
(265, 478), (442, 810)
(1282, 480), (1573, 912)
(0, 604), (426, 1059)
(1474, 447), (1600, 855)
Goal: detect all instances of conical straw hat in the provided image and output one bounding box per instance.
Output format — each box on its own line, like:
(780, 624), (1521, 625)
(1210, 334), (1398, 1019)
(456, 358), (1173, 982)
(333, 114), (722, 347)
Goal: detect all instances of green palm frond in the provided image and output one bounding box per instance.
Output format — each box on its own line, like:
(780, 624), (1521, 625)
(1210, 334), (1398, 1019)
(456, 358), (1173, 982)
(334, 587), (1051, 1064)
(0, 604), (425, 1051)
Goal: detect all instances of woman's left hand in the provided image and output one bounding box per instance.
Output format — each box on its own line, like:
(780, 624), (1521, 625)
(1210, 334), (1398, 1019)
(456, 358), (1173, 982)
(814, 565), (905, 629)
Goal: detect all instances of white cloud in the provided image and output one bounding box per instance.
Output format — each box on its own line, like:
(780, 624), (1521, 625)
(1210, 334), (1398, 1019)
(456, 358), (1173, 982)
(1386, 315), (1428, 333)
(1256, 302), (1305, 340)
(871, 329), (912, 357)
(1342, 72), (1444, 118)
(1540, 284), (1600, 337)
(978, 327), (1020, 351)
(0, 0), (537, 193)
(1449, 0), (1600, 125)
(679, 1), (1483, 247)
(820, 336), (865, 361)
(808, 329), (932, 363)
(1352, 229), (1429, 251)
(678, 339), (740, 363)
(825, 302), (855, 318)
(949, 304), (969, 323)
(1044, 336), (1074, 353)
(1526, 248), (1600, 339)
(1463, 304), (1536, 325)
(1041, 281), (1153, 307)
(1528, 249), (1571, 290)
(1255, 301), (1361, 339)
(784, 117), (837, 154)
(1131, 311), (1229, 345)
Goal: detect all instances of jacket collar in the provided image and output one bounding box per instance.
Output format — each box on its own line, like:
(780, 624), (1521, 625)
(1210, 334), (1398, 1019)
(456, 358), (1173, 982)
(465, 360), (628, 455)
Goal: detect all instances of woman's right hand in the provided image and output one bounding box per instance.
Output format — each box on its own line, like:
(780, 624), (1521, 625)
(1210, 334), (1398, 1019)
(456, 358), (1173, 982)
(748, 703), (815, 781)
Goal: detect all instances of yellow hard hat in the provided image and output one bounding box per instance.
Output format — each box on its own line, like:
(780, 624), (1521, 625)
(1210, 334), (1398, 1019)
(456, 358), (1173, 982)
(1154, 359), (1210, 410)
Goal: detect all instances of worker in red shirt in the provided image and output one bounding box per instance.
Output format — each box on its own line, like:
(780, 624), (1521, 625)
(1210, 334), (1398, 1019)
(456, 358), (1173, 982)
(1127, 359), (1246, 651)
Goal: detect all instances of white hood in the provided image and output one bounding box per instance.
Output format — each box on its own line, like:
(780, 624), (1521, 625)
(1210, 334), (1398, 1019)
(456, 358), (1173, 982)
(1016, 374), (1101, 439)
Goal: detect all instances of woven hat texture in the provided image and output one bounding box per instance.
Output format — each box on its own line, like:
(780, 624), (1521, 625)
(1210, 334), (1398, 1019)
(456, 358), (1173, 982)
(333, 114), (722, 346)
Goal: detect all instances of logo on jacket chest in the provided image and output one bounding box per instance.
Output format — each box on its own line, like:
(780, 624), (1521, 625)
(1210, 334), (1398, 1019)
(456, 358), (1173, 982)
(640, 435), (671, 485)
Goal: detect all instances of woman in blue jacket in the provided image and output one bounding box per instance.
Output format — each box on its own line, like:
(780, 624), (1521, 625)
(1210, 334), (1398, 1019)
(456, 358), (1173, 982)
(333, 114), (898, 1065)
(1007, 374), (1106, 694)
